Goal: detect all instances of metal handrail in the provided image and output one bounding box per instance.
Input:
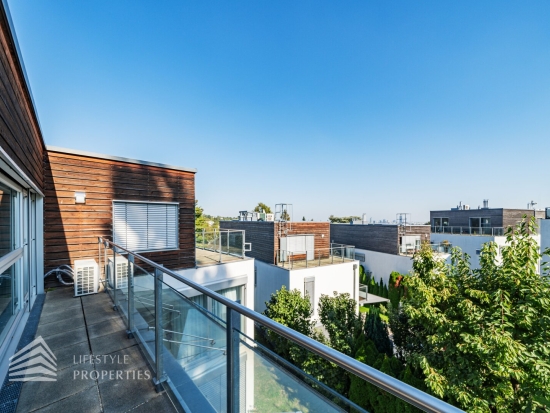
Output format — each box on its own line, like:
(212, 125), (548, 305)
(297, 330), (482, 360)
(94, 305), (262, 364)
(99, 237), (463, 413)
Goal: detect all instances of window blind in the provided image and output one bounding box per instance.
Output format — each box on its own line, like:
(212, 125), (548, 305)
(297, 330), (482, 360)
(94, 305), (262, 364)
(113, 201), (178, 251)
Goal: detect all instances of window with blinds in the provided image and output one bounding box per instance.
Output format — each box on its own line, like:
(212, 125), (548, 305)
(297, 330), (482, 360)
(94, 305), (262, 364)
(113, 201), (178, 252)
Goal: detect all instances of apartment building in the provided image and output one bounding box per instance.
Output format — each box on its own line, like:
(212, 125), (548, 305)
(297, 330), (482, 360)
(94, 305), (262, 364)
(430, 201), (544, 268)
(330, 222), (432, 286)
(221, 216), (359, 319)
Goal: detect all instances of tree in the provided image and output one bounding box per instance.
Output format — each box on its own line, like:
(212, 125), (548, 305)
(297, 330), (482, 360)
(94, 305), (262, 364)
(397, 217), (550, 412)
(262, 286), (314, 364)
(281, 209), (290, 221)
(195, 200), (207, 232)
(302, 216), (306, 221)
(329, 215), (361, 223)
(254, 202), (272, 213)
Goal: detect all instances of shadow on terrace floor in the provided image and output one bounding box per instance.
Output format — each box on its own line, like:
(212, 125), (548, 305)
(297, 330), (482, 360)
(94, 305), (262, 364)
(16, 288), (177, 413)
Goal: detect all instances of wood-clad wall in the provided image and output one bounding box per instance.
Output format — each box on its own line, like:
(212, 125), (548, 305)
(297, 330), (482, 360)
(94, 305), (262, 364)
(0, 6), (44, 190)
(430, 209), (545, 229)
(219, 221), (331, 264)
(330, 224), (400, 255)
(219, 221), (275, 264)
(44, 150), (196, 272)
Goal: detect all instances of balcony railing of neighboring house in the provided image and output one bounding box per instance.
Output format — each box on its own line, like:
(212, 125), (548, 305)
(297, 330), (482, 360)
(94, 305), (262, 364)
(399, 242), (453, 256)
(97, 237), (463, 413)
(275, 243), (356, 269)
(431, 226), (506, 236)
(195, 229), (251, 263)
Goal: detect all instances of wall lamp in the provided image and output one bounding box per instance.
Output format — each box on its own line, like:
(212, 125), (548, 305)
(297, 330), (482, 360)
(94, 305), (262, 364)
(75, 191), (86, 204)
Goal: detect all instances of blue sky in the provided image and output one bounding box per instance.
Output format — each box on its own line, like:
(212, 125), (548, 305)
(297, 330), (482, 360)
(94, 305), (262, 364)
(7, 1), (550, 222)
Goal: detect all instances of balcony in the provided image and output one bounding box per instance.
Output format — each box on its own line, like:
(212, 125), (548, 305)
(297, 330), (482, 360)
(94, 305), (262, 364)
(431, 226), (505, 236)
(12, 238), (463, 413)
(399, 242), (453, 256)
(195, 230), (251, 266)
(275, 243), (356, 269)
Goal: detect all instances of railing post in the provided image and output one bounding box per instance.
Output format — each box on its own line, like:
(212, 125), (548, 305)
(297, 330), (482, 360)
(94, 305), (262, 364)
(202, 228), (205, 250)
(342, 247), (344, 262)
(113, 250), (118, 311)
(226, 307), (240, 413)
(153, 268), (166, 392)
(127, 255), (135, 339)
(219, 231), (222, 263)
(318, 251), (321, 267)
(104, 240), (108, 293)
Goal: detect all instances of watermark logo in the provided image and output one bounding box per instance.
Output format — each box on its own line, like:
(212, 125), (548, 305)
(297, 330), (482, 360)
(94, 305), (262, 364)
(9, 336), (57, 382)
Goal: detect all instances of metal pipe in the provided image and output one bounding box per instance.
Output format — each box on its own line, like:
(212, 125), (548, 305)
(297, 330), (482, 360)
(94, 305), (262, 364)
(127, 255), (135, 338)
(98, 238), (463, 413)
(153, 268), (166, 391)
(226, 308), (240, 413)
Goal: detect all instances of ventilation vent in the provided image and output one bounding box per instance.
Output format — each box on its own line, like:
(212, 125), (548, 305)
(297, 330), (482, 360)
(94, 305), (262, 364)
(74, 259), (99, 297)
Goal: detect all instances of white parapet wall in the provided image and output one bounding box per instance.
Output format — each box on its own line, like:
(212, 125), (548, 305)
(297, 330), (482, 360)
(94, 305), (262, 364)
(255, 260), (359, 322)
(540, 220), (550, 257)
(357, 248), (415, 287)
(430, 233), (508, 268)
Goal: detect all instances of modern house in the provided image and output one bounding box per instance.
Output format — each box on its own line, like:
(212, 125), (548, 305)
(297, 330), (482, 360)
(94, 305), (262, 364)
(221, 215), (359, 319)
(430, 201), (544, 268)
(330, 222), (432, 286)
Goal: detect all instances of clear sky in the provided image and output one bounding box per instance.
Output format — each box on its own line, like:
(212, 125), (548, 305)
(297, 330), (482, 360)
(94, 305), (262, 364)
(7, 1), (550, 222)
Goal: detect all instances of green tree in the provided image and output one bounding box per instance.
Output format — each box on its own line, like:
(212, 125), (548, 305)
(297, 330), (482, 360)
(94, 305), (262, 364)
(262, 286), (314, 364)
(253, 202), (272, 213)
(388, 271), (404, 308)
(398, 217), (550, 412)
(302, 216), (306, 221)
(281, 209), (290, 221)
(195, 200), (207, 232)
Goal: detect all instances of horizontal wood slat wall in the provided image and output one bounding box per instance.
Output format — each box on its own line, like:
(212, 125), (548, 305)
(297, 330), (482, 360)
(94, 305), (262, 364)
(44, 150), (196, 273)
(220, 221), (331, 264)
(330, 224), (400, 255)
(0, 8), (45, 190)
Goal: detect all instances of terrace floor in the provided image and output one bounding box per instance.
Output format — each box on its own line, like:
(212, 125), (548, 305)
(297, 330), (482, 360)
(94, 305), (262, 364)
(195, 248), (247, 266)
(16, 287), (178, 413)
(276, 256), (356, 269)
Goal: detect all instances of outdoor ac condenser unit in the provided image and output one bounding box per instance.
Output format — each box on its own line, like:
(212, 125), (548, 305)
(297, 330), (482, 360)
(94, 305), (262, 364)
(74, 259), (99, 297)
(107, 256), (128, 290)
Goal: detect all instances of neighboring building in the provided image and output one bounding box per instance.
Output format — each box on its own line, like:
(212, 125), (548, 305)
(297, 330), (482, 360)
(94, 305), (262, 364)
(430, 202), (544, 268)
(330, 223), (432, 286)
(221, 219), (359, 319)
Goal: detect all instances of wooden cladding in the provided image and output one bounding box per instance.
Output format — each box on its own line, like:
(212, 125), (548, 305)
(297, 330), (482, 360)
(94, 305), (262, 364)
(220, 221), (331, 265)
(44, 150), (196, 272)
(0, 7), (44, 190)
(331, 224), (401, 255)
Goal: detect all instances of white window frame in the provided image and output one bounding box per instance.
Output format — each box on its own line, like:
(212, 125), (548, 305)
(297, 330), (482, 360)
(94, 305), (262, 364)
(112, 200), (179, 253)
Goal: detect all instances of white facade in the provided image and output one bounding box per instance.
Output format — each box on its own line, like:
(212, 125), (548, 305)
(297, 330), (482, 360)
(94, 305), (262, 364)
(430, 233), (542, 268)
(356, 248), (415, 286)
(540, 219), (550, 257)
(254, 260), (359, 322)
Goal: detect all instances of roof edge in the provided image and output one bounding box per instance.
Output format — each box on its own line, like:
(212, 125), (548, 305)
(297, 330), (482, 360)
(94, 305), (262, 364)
(46, 145), (197, 173)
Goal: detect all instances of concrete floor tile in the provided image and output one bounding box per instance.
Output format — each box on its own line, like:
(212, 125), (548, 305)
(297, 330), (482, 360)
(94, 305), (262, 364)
(98, 371), (158, 413)
(90, 330), (136, 356)
(16, 363), (96, 413)
(36, 315), (86, 338)
(129, 393), (177, 413)
(87, 317), (126, 339)
(38, 327), (88, 352)
(30, 386), (102, 413)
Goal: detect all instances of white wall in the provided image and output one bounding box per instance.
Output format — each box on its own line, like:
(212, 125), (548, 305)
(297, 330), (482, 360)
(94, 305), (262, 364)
(430, 233), (508, 268)
(357, 248), (414, 286)
(287, 261), (359, 321)
(254, 260), (290, 314)
(540, 220), (550, 257)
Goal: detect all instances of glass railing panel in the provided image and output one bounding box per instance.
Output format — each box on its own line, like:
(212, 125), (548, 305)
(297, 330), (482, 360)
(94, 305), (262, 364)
(249, 329), (365, 412)
(159, 279), (228, 412)
(109, 249), (129, 317)
(227, 231), (243, 257)
(131, 259), (156, 359)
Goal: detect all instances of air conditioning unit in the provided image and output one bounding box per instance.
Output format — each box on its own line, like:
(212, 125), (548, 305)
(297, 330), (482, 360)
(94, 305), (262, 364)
(74, 259), (99, 297)
(107, 256), (128, 290)
(265, 213), (275, 222)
